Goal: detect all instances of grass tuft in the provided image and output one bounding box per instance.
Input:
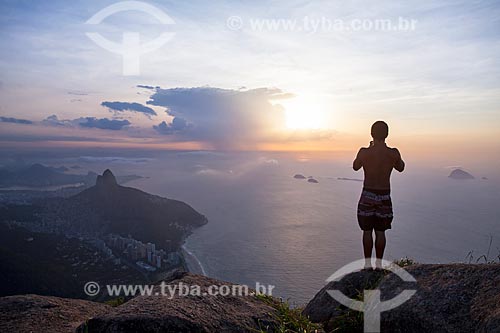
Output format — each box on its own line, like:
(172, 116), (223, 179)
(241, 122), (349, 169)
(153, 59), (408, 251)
(255, 294), (322, 333)
(465, 235), (500, 264)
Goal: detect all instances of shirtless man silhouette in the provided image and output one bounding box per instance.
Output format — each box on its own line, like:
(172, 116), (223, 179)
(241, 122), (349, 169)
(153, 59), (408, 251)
(353, 121), (405, 270)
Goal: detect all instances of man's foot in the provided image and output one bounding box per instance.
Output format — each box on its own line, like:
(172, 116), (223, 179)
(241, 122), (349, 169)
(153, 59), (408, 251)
(363, 258), (373, 271)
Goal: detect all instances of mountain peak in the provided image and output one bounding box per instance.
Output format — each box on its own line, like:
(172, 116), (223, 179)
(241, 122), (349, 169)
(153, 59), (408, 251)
(96, 169), (117, 187)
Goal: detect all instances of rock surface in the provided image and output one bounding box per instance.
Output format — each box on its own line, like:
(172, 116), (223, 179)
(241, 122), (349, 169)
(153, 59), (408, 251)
(0, 294), (110, 333)
(3, 265), (500, 332)
(77, 272), (280, 332)
(303, 269), (386, 329)
(303, 264), (500, 332)
(448, 168), (474, 179)
(96, 169), (118, 187)
(293, 174), (306, 179)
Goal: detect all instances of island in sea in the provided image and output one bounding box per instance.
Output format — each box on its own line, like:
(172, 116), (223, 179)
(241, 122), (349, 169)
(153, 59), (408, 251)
(448, 168), (475, 180)
(0, 169), (207, 299)
(294, 174), (319, 183)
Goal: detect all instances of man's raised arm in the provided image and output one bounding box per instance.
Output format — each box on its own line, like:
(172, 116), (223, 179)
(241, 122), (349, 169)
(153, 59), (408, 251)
(393, 148), (405, 172)
(353, 148), (364, 171)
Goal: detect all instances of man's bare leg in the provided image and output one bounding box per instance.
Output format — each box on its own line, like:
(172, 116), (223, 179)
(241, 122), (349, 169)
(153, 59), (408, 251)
(362, 230), (373, 269)
(374, 230), (386, 269)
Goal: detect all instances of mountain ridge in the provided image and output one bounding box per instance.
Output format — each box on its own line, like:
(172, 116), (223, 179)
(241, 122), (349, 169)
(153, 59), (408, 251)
(2, 265), (500, 332)
(54, 169), (208, 246)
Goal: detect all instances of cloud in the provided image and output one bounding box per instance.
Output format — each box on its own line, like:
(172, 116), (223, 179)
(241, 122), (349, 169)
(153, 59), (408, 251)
(42, 115), (130, 130)
(193, 156), (280, 180)
(79, 117), (130, 130)
(0, 133), (112, 143)
(194, 168), (225, 176)
(101, 101), (157, 117)
(137, 85), (157, 90)
(78, 156), (153, 164)
(42, 115), (73, 127)
(153, 117), (189, 135)
(284, 129), (336, 141)
(146, 87), (293, 148)
(0, 116), (33, 125)
(67, 91), (88, 96)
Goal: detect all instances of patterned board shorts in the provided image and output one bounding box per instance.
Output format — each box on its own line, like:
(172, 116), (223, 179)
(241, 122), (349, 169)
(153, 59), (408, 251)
(357, 188), (393, 231)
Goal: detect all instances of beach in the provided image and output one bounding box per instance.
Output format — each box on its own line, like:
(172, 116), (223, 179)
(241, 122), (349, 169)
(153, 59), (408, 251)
(181, 243), (207, 276)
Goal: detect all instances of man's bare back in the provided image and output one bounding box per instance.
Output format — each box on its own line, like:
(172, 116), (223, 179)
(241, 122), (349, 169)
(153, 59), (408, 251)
(353, 142), (405, 190)
(352, 120), (405, 270)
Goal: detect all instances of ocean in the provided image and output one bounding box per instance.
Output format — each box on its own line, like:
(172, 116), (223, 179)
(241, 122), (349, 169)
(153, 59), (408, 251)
(63, 151), (500, 305)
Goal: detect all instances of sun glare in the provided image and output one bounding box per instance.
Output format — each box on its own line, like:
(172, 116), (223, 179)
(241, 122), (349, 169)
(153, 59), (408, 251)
(282, 96), (330, 129)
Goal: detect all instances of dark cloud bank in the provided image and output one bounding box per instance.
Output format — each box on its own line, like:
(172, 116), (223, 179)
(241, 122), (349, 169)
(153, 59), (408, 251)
(2, 86), (334, 148)
(0, 116), (33, 125)
(43, 115), (130, 130)
(147, 87), (293, 148)
(101, 101), (157, 117)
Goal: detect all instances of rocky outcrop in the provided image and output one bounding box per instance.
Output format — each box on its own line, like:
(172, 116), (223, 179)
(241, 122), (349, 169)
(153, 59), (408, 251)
(303, 269), (386, 328)
(448, 169), (474, 179)
(77, 272), (279, 332)
(0, 294), (110, 333)
(303, 264), (500, 332)
(96, 169), (118, 187)
(3, 265), (500, 332)
(0, 272), (280, 333)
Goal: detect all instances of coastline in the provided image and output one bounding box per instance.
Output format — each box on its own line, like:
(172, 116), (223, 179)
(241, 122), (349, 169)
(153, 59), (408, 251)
(181, 242), (207, 276)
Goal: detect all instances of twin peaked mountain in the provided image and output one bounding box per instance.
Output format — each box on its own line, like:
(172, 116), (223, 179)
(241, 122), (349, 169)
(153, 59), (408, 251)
(53, 169), (207, 247)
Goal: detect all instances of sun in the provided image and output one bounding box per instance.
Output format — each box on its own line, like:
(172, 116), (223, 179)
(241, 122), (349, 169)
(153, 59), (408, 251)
(281, 95), (330, 129)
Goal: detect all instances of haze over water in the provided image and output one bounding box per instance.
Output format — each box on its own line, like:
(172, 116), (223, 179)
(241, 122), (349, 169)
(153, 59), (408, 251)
(103, 151), (500, 305)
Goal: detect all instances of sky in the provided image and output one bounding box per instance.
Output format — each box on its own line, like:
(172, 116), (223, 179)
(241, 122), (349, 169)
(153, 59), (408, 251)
(0, 0), (499, 161)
